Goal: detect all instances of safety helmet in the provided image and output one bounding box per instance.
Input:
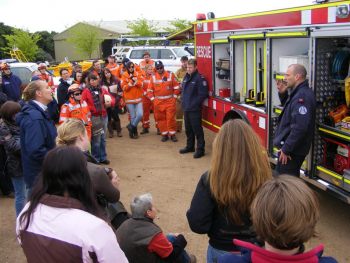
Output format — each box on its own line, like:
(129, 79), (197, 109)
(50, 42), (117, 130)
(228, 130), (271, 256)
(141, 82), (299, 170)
(0, 62), (10, 71)
(38, 63), (47, 70)
(155, 60), (164, 69)
(122, 57), (130, 67)
(68, 84), (82, 94)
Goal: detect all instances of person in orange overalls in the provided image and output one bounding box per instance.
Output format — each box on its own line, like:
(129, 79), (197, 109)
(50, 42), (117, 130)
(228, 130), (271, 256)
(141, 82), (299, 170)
(140, 64), (154, 134)
(139, 51), (155, 72)
(38, 63), (54, 88)
(59, 84), (92, 140)
(121, 61), (143, 139)
(148, 61), (180, 142)
(106, 55), (119, 77)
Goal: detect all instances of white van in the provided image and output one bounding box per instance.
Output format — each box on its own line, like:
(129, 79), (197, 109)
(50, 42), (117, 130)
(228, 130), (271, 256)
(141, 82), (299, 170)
(124, 46), (194, 73)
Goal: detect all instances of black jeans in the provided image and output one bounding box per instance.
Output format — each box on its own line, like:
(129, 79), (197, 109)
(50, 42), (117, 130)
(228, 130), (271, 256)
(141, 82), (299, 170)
(107, 106), (120, 123)
(275, 153), (306, 177)
(184, 111), (205, 153)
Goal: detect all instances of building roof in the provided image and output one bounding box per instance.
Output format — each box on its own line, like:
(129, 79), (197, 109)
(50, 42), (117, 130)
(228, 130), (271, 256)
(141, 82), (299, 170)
(54, 20), (175, 41)
(87, 20), (173, 34)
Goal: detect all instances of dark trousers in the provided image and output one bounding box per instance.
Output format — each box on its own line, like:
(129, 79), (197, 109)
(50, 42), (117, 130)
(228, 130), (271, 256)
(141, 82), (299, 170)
(184, 111), (205, 153)
(275, 153), (306, 177)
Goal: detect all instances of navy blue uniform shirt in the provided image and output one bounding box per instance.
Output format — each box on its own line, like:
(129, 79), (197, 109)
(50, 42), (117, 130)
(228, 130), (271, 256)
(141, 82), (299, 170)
(273, 80), (316, 157)
(181, 70), (208, 112)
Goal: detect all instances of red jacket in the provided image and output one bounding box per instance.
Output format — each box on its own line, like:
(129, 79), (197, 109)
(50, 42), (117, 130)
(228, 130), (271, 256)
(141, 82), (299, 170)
(81, 86), (115, 117)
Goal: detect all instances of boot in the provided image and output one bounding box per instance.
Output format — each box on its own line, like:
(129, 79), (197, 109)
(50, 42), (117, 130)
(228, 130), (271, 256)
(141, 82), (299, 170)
(111, 120), (118, 130)
(140, 127), (149, 134)
(107, 121), (114, 138)
(115, 120), (122, 137)
(127, 123), (133, 138)
(170, 135), (178, 142)
(132, 126), (139, 139)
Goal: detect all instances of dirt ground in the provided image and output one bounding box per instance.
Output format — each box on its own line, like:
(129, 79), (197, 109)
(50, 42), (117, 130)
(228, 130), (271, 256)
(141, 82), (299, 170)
(1, 114), (350, 262)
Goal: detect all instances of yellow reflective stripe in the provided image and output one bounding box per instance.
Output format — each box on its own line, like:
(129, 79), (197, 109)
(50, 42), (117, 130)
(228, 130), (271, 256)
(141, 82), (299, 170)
(229, 33), (264, 39)
(176, 119), (183, 121)
(253, 40), (257, 93)
(317, 166), (342, 180)
(276, 74), (284, 80)
(263, 41), (267, 95)
(213, 124), (221, 129)
(210, 39), (228, 44)
(193, 1), (350, 23)
(202, 119), (212, 126)
(274, 108), (282, 114)
(319, 127), (350, 142)
(266, 31), (308, 38)
(243, 40), (247, 94)
(345, 178), (350, 185)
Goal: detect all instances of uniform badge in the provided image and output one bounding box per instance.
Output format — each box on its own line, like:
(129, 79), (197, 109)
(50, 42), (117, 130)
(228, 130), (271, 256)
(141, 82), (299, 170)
(299, 106), (307, 115)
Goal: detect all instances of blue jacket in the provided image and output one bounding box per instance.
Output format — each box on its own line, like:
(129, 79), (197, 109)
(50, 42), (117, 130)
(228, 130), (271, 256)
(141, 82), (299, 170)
(16, 101), (57, 188)
(273, 80), (316, 156)
(219, 240), (337, 263)
(181, 70), (208, 112)
(1, 73), (22, 101)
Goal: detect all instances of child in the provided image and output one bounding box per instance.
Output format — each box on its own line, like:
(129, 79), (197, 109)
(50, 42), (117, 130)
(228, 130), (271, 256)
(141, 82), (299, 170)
(219, 175), (337, 263)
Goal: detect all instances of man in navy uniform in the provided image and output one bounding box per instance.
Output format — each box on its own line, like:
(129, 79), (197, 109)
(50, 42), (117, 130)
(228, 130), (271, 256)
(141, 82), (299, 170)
(273, 64), (316, 176)
(179, 59), (208, 159)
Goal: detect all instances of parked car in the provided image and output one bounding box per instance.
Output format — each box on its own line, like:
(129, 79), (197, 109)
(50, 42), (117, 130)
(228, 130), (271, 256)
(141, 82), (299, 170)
(124, 46), (194, 72)
(111, 46), (133, 63)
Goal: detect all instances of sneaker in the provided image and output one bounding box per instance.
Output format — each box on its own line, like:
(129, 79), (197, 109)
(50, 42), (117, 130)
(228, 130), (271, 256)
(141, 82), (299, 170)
(170, 135), (178, 142)
(140, 128), (149, 134)
(193, 151), (205, 159)
(161, 135), (169, 142)
(179, 147), (195, 154)
(100, 159), (110, 165)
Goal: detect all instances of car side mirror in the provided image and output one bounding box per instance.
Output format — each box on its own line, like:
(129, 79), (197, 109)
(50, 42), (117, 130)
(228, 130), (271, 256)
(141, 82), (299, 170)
(170, 55), (175, 60)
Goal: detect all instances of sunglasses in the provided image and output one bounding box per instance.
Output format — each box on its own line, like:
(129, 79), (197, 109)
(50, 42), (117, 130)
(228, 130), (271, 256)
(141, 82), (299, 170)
(73, 92), (82, 96)
(156, 67), (163, 70)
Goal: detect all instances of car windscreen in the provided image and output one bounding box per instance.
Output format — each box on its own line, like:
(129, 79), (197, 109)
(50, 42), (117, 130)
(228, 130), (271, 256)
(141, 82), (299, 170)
(129, 50), (158, 59)
(172, 47), (190, 57)
(10, 67), (33, 85)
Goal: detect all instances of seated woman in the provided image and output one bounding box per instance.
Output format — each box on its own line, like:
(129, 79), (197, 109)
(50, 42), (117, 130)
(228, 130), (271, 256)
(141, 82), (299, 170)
(187, 119), (272, 263)
(56, 119), (129, 229)
(16, 146), (128, 263)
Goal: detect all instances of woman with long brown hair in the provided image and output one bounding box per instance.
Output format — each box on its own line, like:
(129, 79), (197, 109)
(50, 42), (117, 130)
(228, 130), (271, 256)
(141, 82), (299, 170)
(187, 119), (272, 263)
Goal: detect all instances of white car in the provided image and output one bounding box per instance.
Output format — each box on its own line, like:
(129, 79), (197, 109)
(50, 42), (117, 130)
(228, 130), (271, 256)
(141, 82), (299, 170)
(125, 46), (194, 73)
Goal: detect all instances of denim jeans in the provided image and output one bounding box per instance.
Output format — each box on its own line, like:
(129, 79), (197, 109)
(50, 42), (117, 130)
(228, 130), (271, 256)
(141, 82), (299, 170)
(91, 116), (108, 162)
(11, 177), (26, 217)
(207, 244), (229, 263)
(126, 103), (143, 127)
(166, 234), (191, 263)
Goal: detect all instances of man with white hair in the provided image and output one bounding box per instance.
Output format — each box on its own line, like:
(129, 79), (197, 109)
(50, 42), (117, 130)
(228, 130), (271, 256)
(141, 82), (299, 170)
(116, 193), (196, 263)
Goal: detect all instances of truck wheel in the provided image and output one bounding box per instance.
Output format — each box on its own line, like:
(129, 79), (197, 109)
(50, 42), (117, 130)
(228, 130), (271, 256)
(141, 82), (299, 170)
(222, 109), (250, 125)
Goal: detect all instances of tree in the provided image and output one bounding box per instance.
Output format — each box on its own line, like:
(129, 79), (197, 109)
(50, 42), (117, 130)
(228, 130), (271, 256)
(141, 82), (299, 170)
(67, 23), (102, 59)
(36, 31), (57, 60)
(2, 28), (41, 61)
(127, 18), (157, 37)
(0, 23), (14, 58)
(163, 19), (192, 34)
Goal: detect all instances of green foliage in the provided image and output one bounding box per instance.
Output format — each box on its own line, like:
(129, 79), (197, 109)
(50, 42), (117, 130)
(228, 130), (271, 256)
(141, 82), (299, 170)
(67, 23), (103, 59)
(163, 19), (192, 34)
(2, 28), (41, 61)
(35, 48), (54, 62)
(127, 18), (157, 37)
(0, 23), (14, 58)
(36, 31), (57, 60)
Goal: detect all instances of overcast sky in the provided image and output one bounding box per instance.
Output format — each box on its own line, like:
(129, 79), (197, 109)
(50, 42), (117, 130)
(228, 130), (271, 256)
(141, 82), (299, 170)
(1, 0), (314, 33)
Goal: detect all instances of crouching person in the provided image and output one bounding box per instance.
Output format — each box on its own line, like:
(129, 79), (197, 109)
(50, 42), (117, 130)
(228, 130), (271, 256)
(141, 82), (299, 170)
(116, 193), (196, 263)
(219, 175), (337, 263)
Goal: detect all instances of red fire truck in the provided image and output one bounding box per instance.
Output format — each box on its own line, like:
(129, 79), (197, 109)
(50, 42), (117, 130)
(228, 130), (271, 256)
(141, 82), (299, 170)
(193, 0), (350, 203)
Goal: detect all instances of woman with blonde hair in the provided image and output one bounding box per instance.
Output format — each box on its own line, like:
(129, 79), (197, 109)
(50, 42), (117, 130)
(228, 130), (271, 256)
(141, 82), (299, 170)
(187, 119), (272, 263)
(56, 119), (129, 229)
